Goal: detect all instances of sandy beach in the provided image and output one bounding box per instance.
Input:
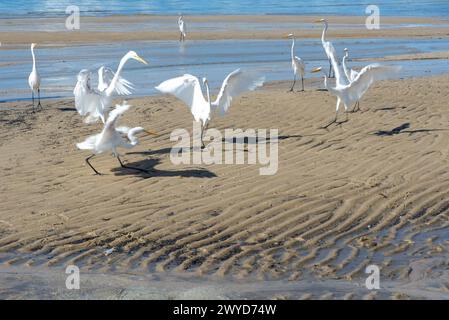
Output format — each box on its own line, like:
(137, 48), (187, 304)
(0, 74), (448, 299)
(1, 7), (449, 300)
(1, 15), (449, 47)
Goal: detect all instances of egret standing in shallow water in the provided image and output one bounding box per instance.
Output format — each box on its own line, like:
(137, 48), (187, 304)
(74, 51), (147, 124)
(287, 33), (305, 92)
(178, 15), (186, 42)
(316, 19), (336, 78)
(155, 69), (264, 148)
(28, 43), (41, 111)
(76, 103), (157, 175)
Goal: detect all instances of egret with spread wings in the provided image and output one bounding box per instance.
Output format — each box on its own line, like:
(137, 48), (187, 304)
(76, 102), (157, 175)
(73, 51), (147, 124)
(155, 69), (264, 148)
(312, 63), (401, 128)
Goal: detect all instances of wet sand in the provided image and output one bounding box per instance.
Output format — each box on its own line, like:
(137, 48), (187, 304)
(1, 15), (449, 47)
(0, 75), (448, 299)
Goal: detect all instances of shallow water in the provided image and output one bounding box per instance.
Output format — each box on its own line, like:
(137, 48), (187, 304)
(1, 0), (449, 18)
(1, 37), (448, 104)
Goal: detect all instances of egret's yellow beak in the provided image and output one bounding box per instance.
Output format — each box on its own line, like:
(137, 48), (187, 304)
(314, 19), (324, 23)
(144, 129), (158, 136)
(311, 67), (322, 73)
(134, 55), (148, 65)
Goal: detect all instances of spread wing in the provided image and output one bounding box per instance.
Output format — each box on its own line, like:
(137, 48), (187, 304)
(73, 69), (95, 116)
(155, 74), (211, 123)
(211, 69), (265, 116)
(76, 134), (98, 150)
(105, 103), (130, 129)
(327, 43), (350, 87)
(155, 74), (205, 111)
(97, 66), (134, 95)
(348, 64), (402, 101)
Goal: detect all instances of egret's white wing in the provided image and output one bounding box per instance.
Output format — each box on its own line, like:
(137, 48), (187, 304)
(155, 74), (204, 110)
(74, 69), (94, 116)
(327, 44), (349, 87)
(98, 66), (134, 95)
(156, 74), (211, 123)
(294, 56), (305, 74)
(211, 69), (265, 116)
(348, 64), (401, 101)
(76, 134), (98, 150)
(105, 103), (130, 128)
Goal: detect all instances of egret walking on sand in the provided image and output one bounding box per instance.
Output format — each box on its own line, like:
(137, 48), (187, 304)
(316, 19), (336, 78)
(76, 103), (157, 175)
(74, 51), (147, 124)
(178, 15), (186, 42)
(287, 33), (305, 92)
(311, 61), (401, 128)
(155, 69), (264, 148)
(28, 43), (41, 111)
(342, 48), (361, 112)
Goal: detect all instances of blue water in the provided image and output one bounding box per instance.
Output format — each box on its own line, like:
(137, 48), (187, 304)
(1, 38), (448, 103)
(0, 0), (448, 18)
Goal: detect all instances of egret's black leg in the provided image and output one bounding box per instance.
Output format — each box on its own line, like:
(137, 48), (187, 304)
(328, 60), (332, 78)
(301, 76), (304, 92)
(31, 91), (35, 112)
(37, 89), (42, 110)
(321, 113), (338, 129)
(85, 154), (101, 175)
(288, 75), (296, 92)
(117, 156), (148, 173)
(201, 123), (209, 149)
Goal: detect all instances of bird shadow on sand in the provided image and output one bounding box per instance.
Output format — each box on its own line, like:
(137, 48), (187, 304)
(221, 134), (322, 144)
(374, 106), (407, 112)
(110, 157), (217, 179)
(373, 123), (449, 136)
(127, 147), (173, 156)
(58, 107), (77, 112)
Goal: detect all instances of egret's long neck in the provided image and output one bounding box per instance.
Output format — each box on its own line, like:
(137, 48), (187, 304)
(106, 54), (129, 96)
(342, 53), (351, 81)
(31, 47), (36, 72)
(321, 22), (328, 43)
(290, 38), (295, 60)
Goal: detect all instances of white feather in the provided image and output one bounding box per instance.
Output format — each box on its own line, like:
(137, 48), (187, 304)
(211, 69), (265, 116)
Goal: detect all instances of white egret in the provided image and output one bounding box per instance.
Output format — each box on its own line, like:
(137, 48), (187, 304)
(287, 33), (305, 92)
(155, 69), (264, 147)
(311, 63), (401, 128)
(28, 43), (41, 111)
(76, 102), (157, 175)
(73, 51), (147, 124)
(316, 19), (337, 78)
(178, 15), (186, 42)
(342, 48), (361, 112)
